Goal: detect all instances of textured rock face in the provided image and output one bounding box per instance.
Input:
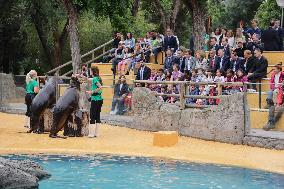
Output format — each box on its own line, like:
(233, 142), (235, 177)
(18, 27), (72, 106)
(0, 157), (50, 189)
(243, 136), (284, 150)
(0, 73), (17, 103)
(132, 88), (246, 144)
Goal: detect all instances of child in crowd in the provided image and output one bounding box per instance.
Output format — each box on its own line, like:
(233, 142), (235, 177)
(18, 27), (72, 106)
(186, 84), (199, 104)
(172, 63), (184, 81)
(196, 68), (207, 82)
(196, 85), (208, 105)
(190, 69), (198, 82)
(224, 69), (236, 94)
(214, 69), (225, 83)
(235, 69), (248, 92)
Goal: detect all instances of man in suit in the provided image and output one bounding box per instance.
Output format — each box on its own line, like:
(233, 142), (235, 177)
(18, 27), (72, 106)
(110, 75), (129, 115)
(173, 50), (185, 72)
(163, 49), (175, 71)
(247, 48), (268, 90)
(214, 48), (230, 73)
(234, 39), (246, 58)
(210, 37), (220, 51)
(136, 62), (151, 82)
(229, 51), (243, 72)
(184, 50), (196, 72)
(208, 49), (218, 71)
(163, 28), (178, 52)
(262, 21), (280, 51)
(220, 37), (231, 57)
(275, 20), (284, 51)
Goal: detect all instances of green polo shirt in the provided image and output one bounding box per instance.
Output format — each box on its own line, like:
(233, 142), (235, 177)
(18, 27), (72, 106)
(91, 76), (103, 101)
(26, 79), (39, 94)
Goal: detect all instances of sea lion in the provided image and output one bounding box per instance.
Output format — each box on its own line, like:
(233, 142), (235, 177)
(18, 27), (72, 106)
(49, 76), (81, 138)
(28, 77), (63, 133)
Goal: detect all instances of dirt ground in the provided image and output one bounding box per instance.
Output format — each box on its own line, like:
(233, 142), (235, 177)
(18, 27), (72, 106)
(0, 112), (284, 174)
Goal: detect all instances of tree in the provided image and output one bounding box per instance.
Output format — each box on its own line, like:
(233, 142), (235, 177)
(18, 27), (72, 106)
(255, 0), (281, 29)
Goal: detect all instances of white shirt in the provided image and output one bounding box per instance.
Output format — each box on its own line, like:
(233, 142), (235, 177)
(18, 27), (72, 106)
(274, 72), (281, 88)
(119, 84), (123, 91)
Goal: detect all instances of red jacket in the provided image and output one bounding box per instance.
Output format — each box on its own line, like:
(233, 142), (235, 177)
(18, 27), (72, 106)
(270, 71), (284, 105)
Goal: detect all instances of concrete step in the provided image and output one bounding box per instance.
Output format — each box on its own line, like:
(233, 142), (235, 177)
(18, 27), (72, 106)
(250, 111), (284, 131)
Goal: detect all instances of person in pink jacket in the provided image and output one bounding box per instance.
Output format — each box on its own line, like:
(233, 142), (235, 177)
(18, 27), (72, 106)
(264, 64), (284, 131)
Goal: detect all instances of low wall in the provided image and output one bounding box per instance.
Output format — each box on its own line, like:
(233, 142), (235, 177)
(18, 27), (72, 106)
(130, 88), (247, 145)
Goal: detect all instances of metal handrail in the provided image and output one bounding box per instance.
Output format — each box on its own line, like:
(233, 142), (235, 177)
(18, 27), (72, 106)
(47, 39), (114, 74)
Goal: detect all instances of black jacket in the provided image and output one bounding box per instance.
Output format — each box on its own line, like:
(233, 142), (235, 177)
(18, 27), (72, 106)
(164, 56), (175, 71)
(163, 36), (178, 52)
(136, 66), (151, 80)
(173, 56), (185, 72)
(240, 56), (257, 75)
(113, 83), (129, 97)
(262, 27), (280, 51)
(254, 56), (268, 76)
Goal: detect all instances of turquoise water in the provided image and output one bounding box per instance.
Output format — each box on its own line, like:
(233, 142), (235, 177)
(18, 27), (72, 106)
(3, 154), (284, 189)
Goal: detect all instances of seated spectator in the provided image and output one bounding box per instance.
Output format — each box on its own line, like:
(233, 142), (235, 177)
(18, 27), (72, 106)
(184, 50), (196, 72)
(186, 84), (199, 104)
(224, 69), (236, 94)
(113, 32), (122, 49)
(208, 49), (218, 71)
(240, 50), (257, 76)
(229, 51), (242, 72)
(212, 28), (222, 44)
(247, 48), (268, 90)
(164, 49), (175, 71)
(210, 37), (220, 51)
(136, 62), (151, 86)
(143, 32), (152, 62)
(195, 50), (208, 70)
(196, 85), (208, 105)
(226, 29), (235, 48)
(110, 75), (129, 115)
(111, 43), (125, 74)
(172, 63), (184, 81)
(205, 69), (214, 82)
(235, 28), (246, 43)
(190, 69), (198, 82)
(80, 64), (90, 78)
(128, 43), (143, 74)
(215, 48), (230, 73)
(156, 69), (165, 81)
(262, 20), (280, 51)
(220, 37), (231, 57)
(235, 69), (248, 92)
(266, 64), (283, 108)
(196, 68), (207, 82)
(234, 39), (246, 58)
(124, 33), (135, 51)
(173, 50), (185, 72)
(214, 69), (225, 83)
(184, 70), (191, 81)
(246, 33), (263, 52)
(117, 47), (132, 75)
(151, 34), (163, 64)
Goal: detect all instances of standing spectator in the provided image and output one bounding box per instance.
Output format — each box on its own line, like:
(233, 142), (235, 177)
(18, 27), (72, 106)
(184, 50), (196, 72)
(195, 50), (208, 70)
(210, 37), (220, 51)
(164, 49), (175, 71)
(262, 21), (280, 51)
(229, 51), (242, 72)
(246, 33), (263, 52)
(173, 50), (185, 72)
(87, 66), (103, 138)
(110, 75), (129, 115)
(24, 70), (39, 129)
(163, 28), (178, 52)
(247, 48), (268, 90)
(275, 20), (284, 50)
(111, 43), (125, 74)
(136, 62), (151, 82)
(266, 64), (283, 108)
(246, 19), (262, 38)
(234, 39), (246, 58)
(240, 50), (257, 75)
(214, 49), (230, 73)
(124, 33), (135, 51)
(226, 29), (235, 48)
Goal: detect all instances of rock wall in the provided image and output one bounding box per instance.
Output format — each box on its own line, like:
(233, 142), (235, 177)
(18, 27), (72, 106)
(131, 88), (246, 144)
(0, 157), (50, 189)
(243, 136), (284, 150)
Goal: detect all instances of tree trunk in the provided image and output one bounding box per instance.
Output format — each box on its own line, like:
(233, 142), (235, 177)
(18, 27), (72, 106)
(62, 0), (81, 74)
(131, 0), (140, 17)
(152, 0), (168, 33)
(169, 0), (182, 31)
(192, 6), (206, 50)
(53, 19), (68, 68)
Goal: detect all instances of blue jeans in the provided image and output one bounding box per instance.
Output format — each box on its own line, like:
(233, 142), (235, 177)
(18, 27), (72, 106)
(111, 97), (125, 115)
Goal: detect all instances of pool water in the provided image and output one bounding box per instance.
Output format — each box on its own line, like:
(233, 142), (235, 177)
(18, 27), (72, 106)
(3, 154), (284, 189)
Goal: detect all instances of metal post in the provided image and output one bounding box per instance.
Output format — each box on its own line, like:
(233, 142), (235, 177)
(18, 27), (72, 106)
(258, 80), (262, 109)
(282, 8), (283, 28)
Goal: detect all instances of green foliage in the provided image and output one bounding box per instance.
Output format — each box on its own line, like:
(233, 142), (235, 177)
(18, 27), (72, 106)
(132, 10), (157, 37)
(255, 0), (281, 29)
(208, 0), (262, 29)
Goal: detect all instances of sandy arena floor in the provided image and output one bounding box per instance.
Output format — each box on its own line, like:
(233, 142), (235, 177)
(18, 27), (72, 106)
(0, 112), (284, 174)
